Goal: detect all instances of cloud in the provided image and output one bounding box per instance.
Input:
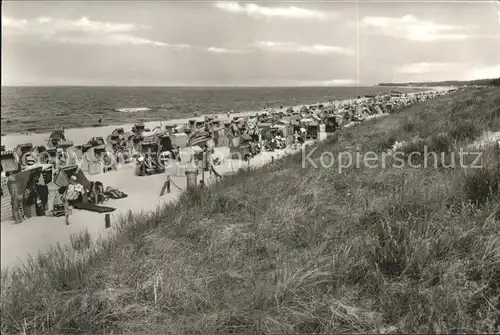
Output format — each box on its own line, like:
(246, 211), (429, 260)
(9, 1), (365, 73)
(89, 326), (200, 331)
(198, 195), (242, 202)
(300, 79), (359, 86)
(466, 64), (500, 80)
(2, 16), (29, 29)
(1, 16), (175, 48)
(321, 79), (359, 86)
(53, 34), (193, 49)
(205, 42), (353, 55)
(494, 1), (500, 26)
(361, 15), (476, 42)
(396, 62), (500, 80)
(396, 62), (463, 74)
(2, 16), (141, 34)
(255, 41), (354, 55)
(207, 47), (247, 54)
(214, 2), (335, 20)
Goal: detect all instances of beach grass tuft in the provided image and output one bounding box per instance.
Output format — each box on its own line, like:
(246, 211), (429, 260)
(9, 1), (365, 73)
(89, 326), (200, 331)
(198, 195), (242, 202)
(70, 229), (93, 251)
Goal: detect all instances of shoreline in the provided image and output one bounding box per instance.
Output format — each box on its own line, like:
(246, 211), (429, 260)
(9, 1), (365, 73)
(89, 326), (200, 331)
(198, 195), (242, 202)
(0, 87), (444, 149)
(1, 98), (346, 149)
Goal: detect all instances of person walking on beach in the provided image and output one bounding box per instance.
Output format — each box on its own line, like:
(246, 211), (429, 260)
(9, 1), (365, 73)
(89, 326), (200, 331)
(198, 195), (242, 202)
(57, 186), (71, 225)
(98, 117), (102, 125)
(176, 146), (181, 162)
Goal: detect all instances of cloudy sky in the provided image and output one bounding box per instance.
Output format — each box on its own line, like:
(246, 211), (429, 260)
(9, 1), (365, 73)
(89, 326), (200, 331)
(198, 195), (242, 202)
(2, 0), (500, 86)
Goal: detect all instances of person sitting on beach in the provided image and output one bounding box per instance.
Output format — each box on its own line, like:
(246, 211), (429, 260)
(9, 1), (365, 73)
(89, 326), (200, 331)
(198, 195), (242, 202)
(91, 181), (107, 204)
(66, 176), (85, 205)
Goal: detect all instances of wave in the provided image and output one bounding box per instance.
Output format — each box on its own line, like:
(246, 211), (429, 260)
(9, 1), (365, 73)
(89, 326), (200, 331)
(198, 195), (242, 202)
(115, 107), (152, 113)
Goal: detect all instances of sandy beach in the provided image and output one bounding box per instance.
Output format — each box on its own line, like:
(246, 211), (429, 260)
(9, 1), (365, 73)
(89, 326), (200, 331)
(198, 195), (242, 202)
(1, 95), (339, 270)
(1, 144), (303, 269)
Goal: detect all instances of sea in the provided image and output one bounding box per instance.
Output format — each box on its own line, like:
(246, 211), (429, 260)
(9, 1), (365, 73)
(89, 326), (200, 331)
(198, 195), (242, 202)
(1, 86), (425, 135)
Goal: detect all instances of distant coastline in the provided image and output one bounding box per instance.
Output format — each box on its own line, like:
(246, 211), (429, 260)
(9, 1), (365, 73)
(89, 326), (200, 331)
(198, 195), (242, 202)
(378, 77), (500, 88)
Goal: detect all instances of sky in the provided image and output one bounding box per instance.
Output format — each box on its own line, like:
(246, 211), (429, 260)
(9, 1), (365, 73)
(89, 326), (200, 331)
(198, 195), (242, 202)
(2, 0), (500, 86)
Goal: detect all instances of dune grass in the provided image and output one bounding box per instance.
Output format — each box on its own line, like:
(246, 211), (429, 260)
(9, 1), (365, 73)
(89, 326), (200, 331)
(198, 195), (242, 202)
(1, 88), (499, 334)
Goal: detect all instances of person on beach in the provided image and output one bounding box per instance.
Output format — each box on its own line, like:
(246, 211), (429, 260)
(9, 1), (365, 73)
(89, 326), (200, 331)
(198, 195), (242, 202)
(66, 176), (85, 205)
(293, 131), (301, 149)
(176, 146), (181, 162)
(56, 186), (71, 225)
(7, 174), (24, 223)
(98, 117), (102, 125)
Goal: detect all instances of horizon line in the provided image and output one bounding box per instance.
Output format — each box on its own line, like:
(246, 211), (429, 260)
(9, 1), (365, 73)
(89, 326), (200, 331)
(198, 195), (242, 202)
(1, 84), (374, 88)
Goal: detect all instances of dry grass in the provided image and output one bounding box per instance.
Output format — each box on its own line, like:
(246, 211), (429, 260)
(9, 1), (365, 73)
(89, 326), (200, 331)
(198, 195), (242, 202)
(1, 88), (499, 334)
(70, 230), (93, 251)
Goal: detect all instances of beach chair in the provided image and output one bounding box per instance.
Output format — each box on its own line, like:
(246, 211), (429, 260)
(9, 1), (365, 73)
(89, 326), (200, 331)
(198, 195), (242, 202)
(1, 151), (20, 176)
(135, 141), (164, 176)
(132, 122), (146, 135)
(158, 135), (174, 152)
(107, 133), (121, 146)
(15, 143), (34, 163)
(112, 127), (125, 135)
(1, 187), (14, 222)
(189, 133), (211, 148)
(47, 129), (66, 149)
(323, 116), (340, 133)
(11, 166), (43, 219)
(88, 137), (105, 148)
(230, 144), (252, 161)
(164, 125), (175, 134)
(306, 124), (319, 140)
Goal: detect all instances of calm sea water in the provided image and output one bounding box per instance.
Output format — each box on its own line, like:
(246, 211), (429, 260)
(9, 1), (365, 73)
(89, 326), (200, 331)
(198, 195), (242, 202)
(1, 86), (422, 135)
